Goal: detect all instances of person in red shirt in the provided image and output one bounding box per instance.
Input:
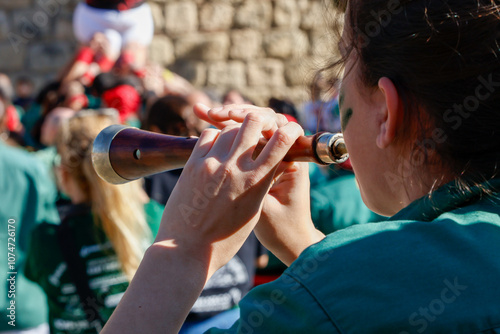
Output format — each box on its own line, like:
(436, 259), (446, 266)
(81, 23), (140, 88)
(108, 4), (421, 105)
(61, 0), (153, 86)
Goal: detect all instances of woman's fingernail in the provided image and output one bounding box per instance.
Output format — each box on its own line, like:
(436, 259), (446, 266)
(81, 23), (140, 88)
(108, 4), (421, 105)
(196, 103), (210, 111)
(211, 107), (223, 112)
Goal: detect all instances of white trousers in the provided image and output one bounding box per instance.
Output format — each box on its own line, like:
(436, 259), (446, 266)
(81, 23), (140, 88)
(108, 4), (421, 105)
(73, 2), (154, 55)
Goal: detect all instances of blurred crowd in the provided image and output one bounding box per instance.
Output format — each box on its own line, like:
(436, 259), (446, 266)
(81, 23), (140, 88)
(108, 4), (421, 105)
(0, 2), (381, 333)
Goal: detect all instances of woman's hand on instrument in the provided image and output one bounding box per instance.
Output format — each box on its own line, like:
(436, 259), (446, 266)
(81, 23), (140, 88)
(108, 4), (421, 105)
(194, 103), (325, 266)
(155, 106), (304, 277)
(193, 103), (287, 139)
(259, 161), (325, 266)
(103, 105), (317, 334)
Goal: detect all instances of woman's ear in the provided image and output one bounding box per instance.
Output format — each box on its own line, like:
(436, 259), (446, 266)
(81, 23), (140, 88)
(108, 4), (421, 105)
(376, 77), (401, 149)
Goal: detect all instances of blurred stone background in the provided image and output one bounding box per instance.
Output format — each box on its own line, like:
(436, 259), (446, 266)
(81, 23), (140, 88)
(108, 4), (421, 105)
(0, 0), (336, 106)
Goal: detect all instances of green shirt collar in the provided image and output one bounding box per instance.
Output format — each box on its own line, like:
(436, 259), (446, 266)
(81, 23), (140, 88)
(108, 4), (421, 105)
(389, 178), (500, 222)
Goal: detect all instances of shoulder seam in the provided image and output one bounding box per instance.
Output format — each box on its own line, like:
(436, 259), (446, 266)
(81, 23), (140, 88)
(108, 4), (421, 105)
(283, 272), (345, 334)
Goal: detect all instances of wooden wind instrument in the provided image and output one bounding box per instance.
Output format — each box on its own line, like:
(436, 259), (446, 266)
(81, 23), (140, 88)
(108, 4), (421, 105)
(92, 125), (349, 185)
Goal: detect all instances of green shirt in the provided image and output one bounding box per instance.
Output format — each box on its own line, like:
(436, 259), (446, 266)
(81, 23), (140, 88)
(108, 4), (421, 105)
(310, 173), (385, 234)
(264, 173), (384, 273)
(24, 201), (163, 334)
(0, 142), (59, 330)
(209, 179), (500, 333)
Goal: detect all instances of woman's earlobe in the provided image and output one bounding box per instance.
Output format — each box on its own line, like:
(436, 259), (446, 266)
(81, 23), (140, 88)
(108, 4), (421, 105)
(376, 77), (401, 149)
(376, 123), (389, 148)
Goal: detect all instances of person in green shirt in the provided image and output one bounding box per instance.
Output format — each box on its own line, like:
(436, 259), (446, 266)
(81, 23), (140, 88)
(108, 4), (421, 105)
(0, 100), (59, 333)
(25, 110), (161, 333)
(101, 0), (500, 333)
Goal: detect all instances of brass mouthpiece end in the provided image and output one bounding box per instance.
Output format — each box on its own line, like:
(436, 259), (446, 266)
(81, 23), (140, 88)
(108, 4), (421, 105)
(92, 124), (131, 185)
(315, 133), (349, 164)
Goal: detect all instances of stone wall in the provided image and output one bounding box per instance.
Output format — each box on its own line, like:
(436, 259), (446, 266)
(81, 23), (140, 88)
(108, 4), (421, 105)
(0, 0), (80, 90)
(0, 0), (336, 106)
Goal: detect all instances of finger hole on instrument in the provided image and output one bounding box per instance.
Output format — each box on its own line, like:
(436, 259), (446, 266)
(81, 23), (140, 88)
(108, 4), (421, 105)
(190, 128), (220, 159)
(254, 122), (304, 170)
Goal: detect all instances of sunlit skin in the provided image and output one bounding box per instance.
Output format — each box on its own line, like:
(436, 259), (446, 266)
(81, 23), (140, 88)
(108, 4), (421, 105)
(337, 34), (420, 216)
(339, 47), (447, 217)
(336, 14), (419, 216)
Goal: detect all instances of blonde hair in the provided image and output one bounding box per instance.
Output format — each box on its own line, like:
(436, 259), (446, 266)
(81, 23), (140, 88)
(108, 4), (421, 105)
(57, 110), (151, 280)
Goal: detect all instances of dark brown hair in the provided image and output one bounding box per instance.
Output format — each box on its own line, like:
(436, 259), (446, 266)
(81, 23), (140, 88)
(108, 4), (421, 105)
(329, 0), (500, 191)
(145, 95), (195, 137)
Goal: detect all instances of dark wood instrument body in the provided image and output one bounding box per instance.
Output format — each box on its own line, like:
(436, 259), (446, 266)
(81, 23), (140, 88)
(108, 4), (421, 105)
(108, 128), (321, 181)
(255, 136), (319, 163)
(109, 128), (197, 180)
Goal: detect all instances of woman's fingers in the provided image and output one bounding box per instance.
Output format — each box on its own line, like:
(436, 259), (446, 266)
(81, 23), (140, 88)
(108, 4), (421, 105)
(195, 103), (289, 139)
(192, 104), (305, 182)
(208, 125), (241, 159)
(188, 128), (219, 159)
(254, 121), (304, 171)
(193, 103), (236, 129)
(207, 104), (258, 122)
(228, 112), (280, 161)
(227, 108), (289, 140)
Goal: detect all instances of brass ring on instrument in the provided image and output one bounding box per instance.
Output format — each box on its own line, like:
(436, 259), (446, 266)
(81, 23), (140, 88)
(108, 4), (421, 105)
(92, 124), (131, 185)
